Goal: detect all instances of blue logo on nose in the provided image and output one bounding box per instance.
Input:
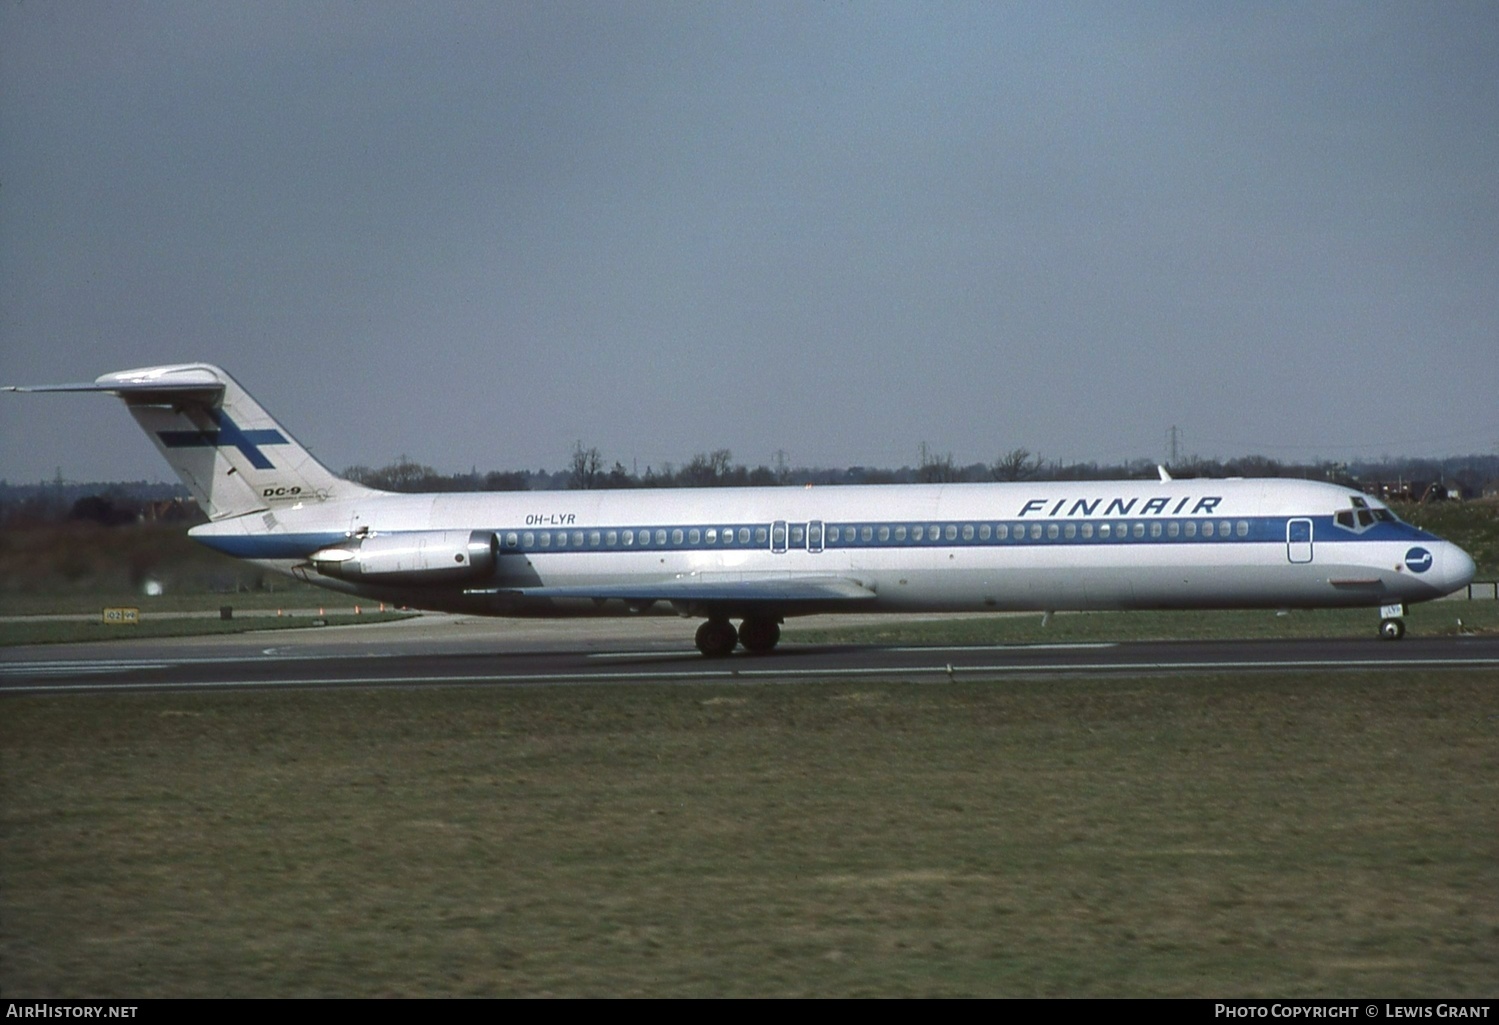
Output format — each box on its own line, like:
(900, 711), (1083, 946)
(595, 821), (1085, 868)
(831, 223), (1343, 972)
(1404, 547), (1433, 574)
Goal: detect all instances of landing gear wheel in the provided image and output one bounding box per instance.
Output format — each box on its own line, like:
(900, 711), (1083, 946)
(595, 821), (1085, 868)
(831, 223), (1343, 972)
(695, 619), (739, 658)
(1378, 618), (1406, 641)
(738, 617), (782, 654)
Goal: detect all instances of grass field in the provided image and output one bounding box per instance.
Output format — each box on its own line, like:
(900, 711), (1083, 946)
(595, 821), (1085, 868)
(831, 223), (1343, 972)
(0, 611), (415, 647)
(3, 670), (1496, 997)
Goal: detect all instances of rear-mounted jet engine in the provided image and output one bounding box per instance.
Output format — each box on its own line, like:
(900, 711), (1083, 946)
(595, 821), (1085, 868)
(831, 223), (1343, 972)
(309, 530), (498, 585)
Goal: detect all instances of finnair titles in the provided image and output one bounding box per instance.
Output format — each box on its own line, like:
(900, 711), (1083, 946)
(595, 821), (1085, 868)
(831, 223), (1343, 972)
(1019, 495), (1224, 517)
(6, 364), (1476, 656)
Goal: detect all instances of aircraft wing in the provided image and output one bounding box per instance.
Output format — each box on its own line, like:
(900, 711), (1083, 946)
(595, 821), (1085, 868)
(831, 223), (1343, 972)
(470, 573), (877, 606)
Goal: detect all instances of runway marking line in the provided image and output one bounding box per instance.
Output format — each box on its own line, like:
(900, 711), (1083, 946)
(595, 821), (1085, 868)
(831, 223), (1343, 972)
(6, 656), (1499, 694)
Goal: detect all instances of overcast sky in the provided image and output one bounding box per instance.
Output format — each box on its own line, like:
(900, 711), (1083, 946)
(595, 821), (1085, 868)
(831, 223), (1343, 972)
(3, 1), (1496, 485)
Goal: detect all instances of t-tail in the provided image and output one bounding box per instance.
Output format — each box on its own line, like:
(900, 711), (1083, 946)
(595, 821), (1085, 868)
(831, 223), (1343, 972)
(6, 363), (376, 520)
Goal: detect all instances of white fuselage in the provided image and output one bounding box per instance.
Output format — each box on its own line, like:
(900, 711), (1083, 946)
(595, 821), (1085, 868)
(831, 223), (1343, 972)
(190, 476), (1476, 618)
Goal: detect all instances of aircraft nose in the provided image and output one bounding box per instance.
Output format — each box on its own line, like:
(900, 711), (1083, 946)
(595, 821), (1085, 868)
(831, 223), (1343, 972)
(1442, 544), (1477, 594)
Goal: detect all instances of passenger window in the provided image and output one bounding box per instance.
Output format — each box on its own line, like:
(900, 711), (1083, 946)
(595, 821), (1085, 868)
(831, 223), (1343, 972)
(861, 526), (874, 542)
(738, 528), (751, 544)
(538, 533), (551, 548)
(1065, 523), (1076, 539)
(979, 524), (991, 540)
(1099, 523), (1111, 538)
(618, 531), (629, 546)
(1167, 522), (1179, 537)
(755, 527), (768, 544)
(1030, 524), (1042, 540)
(590, 531), (602, 546)
(1219, 521), (1231, 538)
(895, 525), (908, 541)
(791, 525), (805, 545)
(1236, 521), (1249, 537)
(913, 525), (925, 541)
(1081, 523), (1093, 539)
(688, 529), (700, 544)
(607, 531), (619, 546)
(945, 524), (958, 541)
(1046, 524), (1059, 539)
(962, 524), (975, 541)
(995, 524), (1007, 540)
(572, 531), (584, 547)
(1185, 521), (1197, 537)
(878, 526), (890, 542)
(704, 528), (716, 544)
(522, 532), (535, 547)
(671, 529), (684, 545)
(1203, 522), (1214, 538)
(557, 532), (569, 547)
(656, 529), (668, 545)
(1133, 523), (1144, 539)
(505, 532), (519, 547)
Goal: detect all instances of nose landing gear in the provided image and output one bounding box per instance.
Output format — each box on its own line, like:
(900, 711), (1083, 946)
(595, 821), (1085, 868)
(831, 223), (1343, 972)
(1378, 603), (1406, 641)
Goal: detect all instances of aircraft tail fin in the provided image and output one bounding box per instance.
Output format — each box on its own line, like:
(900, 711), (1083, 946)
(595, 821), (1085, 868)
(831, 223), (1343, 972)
(7, 363), (378, 520)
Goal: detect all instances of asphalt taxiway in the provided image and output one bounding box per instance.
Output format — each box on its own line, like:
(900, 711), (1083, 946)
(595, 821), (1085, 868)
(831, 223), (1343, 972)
(3, 613), (1497, 695)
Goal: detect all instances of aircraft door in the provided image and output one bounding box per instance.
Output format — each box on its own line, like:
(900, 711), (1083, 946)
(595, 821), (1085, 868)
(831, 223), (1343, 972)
(771, 520), (788, 554)
(1287, 518), (1313, 564)
(807, 520), (824, 553)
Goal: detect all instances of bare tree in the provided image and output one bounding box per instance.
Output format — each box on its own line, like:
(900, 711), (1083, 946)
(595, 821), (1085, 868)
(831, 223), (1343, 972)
(569, 442), (603, 490)
(991, 448), (1043, 481)
(918, 449), (959, 484)
(681, 449), (735, 486)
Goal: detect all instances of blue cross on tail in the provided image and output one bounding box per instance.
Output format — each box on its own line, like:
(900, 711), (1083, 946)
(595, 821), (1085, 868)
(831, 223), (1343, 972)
(157, 410), (288, 470)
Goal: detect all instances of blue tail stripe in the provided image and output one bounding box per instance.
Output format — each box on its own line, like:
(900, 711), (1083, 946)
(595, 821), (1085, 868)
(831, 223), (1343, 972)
(158, 411), (288, 470)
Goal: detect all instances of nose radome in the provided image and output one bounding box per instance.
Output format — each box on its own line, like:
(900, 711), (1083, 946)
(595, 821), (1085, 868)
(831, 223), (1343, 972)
(1443, 544), (1477, 593)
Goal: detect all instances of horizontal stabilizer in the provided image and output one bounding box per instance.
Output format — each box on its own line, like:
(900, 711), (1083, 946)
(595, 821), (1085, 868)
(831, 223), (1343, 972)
(5, 366), (225, 400)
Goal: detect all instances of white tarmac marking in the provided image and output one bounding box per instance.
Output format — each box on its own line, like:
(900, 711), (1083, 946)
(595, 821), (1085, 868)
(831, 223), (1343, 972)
(5, 656), (1499, 694)
(889, 643), (1118, 652)
(0, 659), (171, 677)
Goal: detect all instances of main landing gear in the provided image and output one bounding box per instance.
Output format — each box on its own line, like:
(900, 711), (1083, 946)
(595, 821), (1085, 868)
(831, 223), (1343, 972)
(694, 616), (782, 657)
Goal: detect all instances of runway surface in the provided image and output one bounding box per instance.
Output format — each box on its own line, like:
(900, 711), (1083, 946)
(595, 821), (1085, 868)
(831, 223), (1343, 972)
(3, 613), (1498, 694)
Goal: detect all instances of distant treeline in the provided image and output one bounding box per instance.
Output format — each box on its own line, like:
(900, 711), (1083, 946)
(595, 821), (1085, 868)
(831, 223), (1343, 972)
(4, 451), (1497, 526)
(338, 447), (1499, 498)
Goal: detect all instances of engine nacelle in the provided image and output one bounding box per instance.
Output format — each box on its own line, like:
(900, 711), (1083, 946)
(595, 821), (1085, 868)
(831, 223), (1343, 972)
(309, 530), (498, 585)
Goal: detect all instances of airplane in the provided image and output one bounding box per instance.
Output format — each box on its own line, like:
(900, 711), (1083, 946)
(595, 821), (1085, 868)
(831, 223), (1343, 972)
(5, 363), (1478, 655)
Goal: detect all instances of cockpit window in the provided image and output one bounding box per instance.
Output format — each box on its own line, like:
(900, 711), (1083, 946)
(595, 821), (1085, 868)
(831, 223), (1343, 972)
(1335, 497), (1399, 533)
